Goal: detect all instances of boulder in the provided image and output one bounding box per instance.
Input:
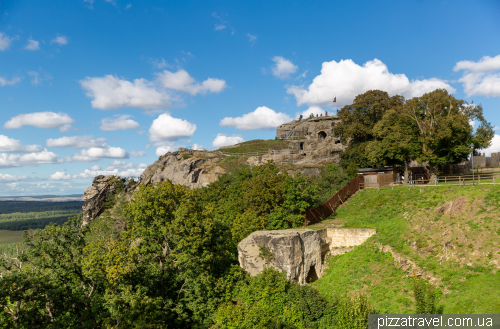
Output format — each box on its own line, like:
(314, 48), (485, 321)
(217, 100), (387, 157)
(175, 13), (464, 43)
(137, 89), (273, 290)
(82, 175), (124, 225)
(238, 229), (323, 285)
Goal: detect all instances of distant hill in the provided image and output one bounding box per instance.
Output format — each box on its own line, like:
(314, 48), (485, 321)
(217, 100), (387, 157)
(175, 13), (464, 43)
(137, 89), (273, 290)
(0, 194), (83, 202)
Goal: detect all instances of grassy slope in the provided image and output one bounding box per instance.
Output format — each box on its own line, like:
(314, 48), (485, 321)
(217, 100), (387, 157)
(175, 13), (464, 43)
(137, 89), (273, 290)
(310, 185), (500, 314)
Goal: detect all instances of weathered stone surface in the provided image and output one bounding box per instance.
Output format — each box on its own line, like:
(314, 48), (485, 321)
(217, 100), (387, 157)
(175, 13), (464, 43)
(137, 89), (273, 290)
(238, 229), (323, 285)
(82, 175), (124, 226)
(138, 149), (226, 189)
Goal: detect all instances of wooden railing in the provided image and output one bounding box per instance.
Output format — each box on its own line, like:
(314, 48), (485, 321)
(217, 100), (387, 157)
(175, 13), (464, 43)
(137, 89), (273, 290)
(302, 175), (364, 226)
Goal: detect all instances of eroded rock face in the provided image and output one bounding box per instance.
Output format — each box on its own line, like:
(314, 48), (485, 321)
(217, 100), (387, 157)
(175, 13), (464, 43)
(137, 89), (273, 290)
(238, 229), (323, 285)
(138, 148), (226, 189)
(82, 175), (124, 226)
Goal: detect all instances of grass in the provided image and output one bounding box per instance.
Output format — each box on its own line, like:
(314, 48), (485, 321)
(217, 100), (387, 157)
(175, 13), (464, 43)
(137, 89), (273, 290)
(311, 185), (500, 314)
(0, 230), (24, 245)
(221, 139), (291, 154)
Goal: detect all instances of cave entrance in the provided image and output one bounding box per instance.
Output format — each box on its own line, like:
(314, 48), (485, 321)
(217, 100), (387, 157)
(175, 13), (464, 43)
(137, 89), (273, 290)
(306, 266), (319, 283)
(299, 142), (304, 150)
(318, 131), (327, 139)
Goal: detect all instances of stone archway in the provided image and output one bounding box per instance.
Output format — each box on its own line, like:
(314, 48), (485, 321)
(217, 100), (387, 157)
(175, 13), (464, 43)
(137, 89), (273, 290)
(318, 131), (327, 139)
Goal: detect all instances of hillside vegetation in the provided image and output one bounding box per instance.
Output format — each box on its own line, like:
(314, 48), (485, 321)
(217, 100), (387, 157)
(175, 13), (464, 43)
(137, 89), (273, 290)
(310, 185), (500, 314)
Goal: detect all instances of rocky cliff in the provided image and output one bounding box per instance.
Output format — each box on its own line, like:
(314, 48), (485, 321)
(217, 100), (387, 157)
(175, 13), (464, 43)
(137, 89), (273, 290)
(82, 175), (125, 225)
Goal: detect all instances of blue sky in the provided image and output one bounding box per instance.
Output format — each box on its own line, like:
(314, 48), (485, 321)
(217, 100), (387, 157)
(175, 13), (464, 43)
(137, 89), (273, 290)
(0, 0), (499, 196)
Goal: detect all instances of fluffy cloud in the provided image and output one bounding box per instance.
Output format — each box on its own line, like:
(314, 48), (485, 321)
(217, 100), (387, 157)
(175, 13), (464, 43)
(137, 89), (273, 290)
(4, 112), (74, 132)
(296, 106), (328, 119)
(287, 58), (455, 107)
(149, 113), (196, 142)
(100, 115), (140, 131)
(220, 106), (292, 131)
(51, 35), (68, 45)
(49, 171), (71, 180)
(247, 33), (257, 44)
(212, 133), (244, 148)
(0, 174), (28, 182)
(155, 145), (175, 156)
(130, 150), (145, 156)
(71, 163), (147, 179)
(155, 69), (226, 95)
(0, 150), (62, 168)
(25, 37), (40, 51)
(271, 56), (298, 80)
(0, 76), (21, 86)
(0, 32), (13, 51)
(0, 135), (43, 152)
(454, 55), (500, 97)
(65, 147), (129, 162)
(81, 69), (227, 111)
(80, 75), (174, 110)
(192, 143), (203, 150)
(215, 24), (226, 31)
(46, 135), (108, 148)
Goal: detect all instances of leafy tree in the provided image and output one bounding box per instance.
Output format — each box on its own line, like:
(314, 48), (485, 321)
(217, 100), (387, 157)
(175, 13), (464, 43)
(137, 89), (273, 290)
(412, 274), (444, 314)
(366, 109), (422, 184)
(402, 89), (493, 179)
(334, 90), (405, 168)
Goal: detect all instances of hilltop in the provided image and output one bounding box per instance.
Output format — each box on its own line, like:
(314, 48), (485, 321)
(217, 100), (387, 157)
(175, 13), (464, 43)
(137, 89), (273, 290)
(308, 185), (500, 313)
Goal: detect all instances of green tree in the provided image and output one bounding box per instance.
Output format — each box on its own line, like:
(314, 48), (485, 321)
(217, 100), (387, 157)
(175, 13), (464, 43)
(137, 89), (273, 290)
(366, 109), (422, 184)
(402, 89), (493, 179)
(334, 90), (405, 169)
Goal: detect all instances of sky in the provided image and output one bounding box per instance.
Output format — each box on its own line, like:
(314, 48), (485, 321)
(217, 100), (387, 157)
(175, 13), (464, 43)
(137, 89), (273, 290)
(0, 0), (499, 196)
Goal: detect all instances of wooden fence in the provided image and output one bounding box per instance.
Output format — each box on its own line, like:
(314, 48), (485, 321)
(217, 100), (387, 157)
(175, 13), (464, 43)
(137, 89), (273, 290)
(302, 175), (364, 226)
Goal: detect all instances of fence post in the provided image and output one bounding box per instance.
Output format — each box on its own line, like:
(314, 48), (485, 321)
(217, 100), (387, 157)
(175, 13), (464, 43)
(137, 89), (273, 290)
(478, 175), (480, 184)
(494, 176), (496, 185)
(445, 176), (447, 183)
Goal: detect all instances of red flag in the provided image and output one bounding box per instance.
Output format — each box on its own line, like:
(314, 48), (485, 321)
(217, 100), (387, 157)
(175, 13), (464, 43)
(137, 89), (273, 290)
(332, 97), (336, 103)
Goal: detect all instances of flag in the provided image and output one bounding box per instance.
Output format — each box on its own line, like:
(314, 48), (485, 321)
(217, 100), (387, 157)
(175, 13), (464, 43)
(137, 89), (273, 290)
(332, 97), (336, 103)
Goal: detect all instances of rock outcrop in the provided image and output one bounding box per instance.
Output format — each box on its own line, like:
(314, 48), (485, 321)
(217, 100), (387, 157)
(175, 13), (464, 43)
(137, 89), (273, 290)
(138, 148), (226, 189)
(238, 229), (323, 285)
(238, 227), (377, 284)
(82, 175), (124, 225)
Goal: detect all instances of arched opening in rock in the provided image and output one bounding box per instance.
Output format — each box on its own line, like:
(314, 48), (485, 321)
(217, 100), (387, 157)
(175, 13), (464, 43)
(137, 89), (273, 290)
(306, 266), (319, 283)
(300, 142), (304, 150)
(318, 131), (327, 139)
(335, 139), (341, 144)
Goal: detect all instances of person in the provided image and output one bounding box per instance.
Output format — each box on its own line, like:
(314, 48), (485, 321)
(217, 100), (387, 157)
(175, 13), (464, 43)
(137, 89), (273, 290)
(316, 114), (318, 117)
(299, 114), (303, 120)
(320, 113), (322, 117)
(325, 111), (328, 116)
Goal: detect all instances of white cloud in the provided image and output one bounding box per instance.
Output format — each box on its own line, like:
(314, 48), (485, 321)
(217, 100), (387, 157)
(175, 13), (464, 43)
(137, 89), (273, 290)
(297, 106), (328, 119)
(212, 133), (244, 148)
(0, 149), (63, 168)
(155, 69), (226, 95)
(271, 56), (298, 80)
(28, 68), (51, 86)
(4, 112), (74, 132)
(454, 55), (500, 98)
(149, 113), (196, 142)
(155, 145), (175, 156)
(0, 76), (21, 86)
(0, 135), (43, 152)
(192, 143), (203, 150)
(49, 171), (71, 180)
(51, 35), (68, 45)
(100, 115), (140, 131)
(215, 24), (226, 31)
(287, 58), (455, 107)
(454, 55), (500, 73)
(80, 75), (174, 111)
(0, 174), (28, 182)
(46, 135), (108, 148)
(220, 106), (292, 131)
(72, 163), (146, 179)
(0, 32), (13, 51)
(125, 4), (132, 9)
(25, 37), (40, 51)
(65, 147), (129, 162)
(131, 150), (145, 156)
(246, 33), (257, 44)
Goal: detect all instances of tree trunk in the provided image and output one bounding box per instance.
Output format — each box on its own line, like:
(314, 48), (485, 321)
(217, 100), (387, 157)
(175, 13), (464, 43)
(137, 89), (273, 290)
(403, 160), (409, 185)
(428, 165), (438, 183)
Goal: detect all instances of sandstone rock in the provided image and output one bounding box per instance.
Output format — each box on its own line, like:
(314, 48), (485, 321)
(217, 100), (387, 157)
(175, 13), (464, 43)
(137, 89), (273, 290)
(82, 175), (124, 225)
(238, 229), (323, 285)
(138, 149), (227, 189)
